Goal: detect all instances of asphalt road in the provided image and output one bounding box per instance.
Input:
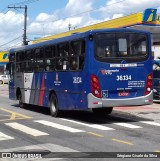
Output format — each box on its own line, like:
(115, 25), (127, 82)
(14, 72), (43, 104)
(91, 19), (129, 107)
(0, 84), (160, 161)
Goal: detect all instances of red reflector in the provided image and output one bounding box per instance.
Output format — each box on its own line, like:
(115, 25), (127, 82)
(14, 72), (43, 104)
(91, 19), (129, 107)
(145, 99), (153, 103)
(90, 74), (101, 98)
(145, 73), (153, 95)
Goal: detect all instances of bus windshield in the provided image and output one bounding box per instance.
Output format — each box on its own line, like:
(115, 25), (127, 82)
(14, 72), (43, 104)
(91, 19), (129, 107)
(95, 32), (148, 63)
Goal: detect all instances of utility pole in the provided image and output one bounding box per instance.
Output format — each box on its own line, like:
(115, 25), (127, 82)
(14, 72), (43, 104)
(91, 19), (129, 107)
(24, 5), (27, 45)
(68, 23), (71, 31)
(8, 5), (28, 45)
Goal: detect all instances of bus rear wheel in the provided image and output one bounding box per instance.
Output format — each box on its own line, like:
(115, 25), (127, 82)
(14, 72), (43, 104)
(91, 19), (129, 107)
(92, 107), (113, 116)
(50, 93), (60, 117)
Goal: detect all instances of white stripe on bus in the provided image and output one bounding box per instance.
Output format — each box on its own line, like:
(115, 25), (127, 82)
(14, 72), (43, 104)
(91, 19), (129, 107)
(61, 118), (115, 130)
(5, 122), (49, 136)
(34, 120), (85, 133)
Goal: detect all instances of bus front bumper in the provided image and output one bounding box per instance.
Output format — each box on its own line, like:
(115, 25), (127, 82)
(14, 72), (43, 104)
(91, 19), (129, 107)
(87, 92), (153, 108)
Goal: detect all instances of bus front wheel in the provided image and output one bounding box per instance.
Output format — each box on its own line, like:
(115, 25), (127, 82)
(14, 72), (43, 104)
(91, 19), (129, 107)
(50, 93), (60, 117)
(92, 107), (113, 116)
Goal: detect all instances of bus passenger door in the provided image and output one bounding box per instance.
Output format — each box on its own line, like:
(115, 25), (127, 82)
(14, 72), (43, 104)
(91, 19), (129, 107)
(24, 73), (33, 104)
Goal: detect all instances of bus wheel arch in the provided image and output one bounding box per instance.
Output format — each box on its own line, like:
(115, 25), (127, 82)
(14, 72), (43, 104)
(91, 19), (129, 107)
(49, 91), (60, 117)
(16, 88), (24, 108)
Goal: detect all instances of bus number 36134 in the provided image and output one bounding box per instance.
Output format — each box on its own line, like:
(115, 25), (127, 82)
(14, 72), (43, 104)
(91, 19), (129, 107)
(116, 75), (132, 81)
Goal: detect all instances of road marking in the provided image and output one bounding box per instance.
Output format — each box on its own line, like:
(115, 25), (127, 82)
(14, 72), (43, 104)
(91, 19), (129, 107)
(5, 122), (49, 136)
(140, 121), (160, 127)
(0, 107), (31, 119)
(113, 123), (142, 129)
(0, 113), (29, 122)
(9, 113), (27, 120)
(34, 120), (85, 133)
(112, 138), (133, 145)
(10, 113), (16, 120)
(87, 132), (104, 137)
(0, 132), (14, 141)
(61, 118), (115, 130)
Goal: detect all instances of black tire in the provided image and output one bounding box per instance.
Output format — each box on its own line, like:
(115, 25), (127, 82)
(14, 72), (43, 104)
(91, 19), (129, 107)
(18, 92), (25, 108)
(50, 93), (60, 117)
(92, 107), (113, 116)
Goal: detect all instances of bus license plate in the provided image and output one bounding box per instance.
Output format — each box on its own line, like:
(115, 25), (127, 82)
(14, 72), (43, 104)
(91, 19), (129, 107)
(118, 91), (130, 96)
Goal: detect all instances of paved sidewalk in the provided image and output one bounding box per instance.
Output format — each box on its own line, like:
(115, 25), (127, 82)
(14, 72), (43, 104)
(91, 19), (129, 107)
(0, 84), (8, 97)
(114, 103), (160, 122)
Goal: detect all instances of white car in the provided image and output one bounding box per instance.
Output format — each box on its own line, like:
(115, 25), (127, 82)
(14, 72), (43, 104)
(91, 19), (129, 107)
(0, 75), (9, 84)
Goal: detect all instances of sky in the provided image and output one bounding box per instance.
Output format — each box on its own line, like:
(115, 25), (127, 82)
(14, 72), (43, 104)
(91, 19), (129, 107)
(0, 0), (160, 51)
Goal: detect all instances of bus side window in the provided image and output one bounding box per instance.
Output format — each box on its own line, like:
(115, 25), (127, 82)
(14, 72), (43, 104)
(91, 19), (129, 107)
(56, 58), (63, 70)
(10, 53), (15, 62)
(118, 38), (127, 56)
(24, 50), (34, 72)
(16, 51), (25, 72)
(34, 48), (44, 72)
(9, 53), (15, 77)
(69, 42), (79, 70)
(45, 45), (55, 71)
(79, 40), (85, 70)
(8, 63), (15, 80)
(11, 64), (15, 75)
(57, 43), (69, 71)
(70, 40), (85, 70)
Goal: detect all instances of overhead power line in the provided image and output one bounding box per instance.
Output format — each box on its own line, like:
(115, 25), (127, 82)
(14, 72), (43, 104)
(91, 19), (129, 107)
(0, 43), (22, 52)
(0, 7), (7, 13)
(1, 41), (22, 51)
(0, 36), (22, 48)
(9, 0), (40, 6)
(38, 0), (127, 24)
(30, 0), (129, 36)
(0, 0), (40, 50)
(0, 9), (10, 20)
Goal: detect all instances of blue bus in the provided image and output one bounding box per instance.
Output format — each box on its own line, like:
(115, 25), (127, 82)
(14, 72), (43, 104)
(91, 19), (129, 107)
(8, 28), (153, 117)
(153, 59), (160, 102)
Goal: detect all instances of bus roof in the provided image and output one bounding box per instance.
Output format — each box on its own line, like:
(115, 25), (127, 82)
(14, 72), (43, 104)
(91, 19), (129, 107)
(9, 28), (150, 53)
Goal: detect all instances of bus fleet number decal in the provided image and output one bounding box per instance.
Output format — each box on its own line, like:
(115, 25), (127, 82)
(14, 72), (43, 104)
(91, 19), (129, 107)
(116, 75), (132, 81)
